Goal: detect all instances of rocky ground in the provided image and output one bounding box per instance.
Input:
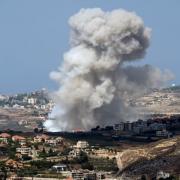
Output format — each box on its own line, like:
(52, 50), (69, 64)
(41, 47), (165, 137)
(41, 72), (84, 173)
(116, 136), (180, 179)
(0, 108), (47, 131)
(131, 86), (180, 115)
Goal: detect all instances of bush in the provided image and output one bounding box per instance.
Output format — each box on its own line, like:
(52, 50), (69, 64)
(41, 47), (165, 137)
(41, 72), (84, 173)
(30, 160), (55, 170)
(79, 151), (88, 163)
(81, 162), (94, 170)
(22, 155), (32, 161)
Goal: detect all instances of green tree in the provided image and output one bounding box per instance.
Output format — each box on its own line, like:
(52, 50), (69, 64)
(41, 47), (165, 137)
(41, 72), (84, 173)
(39, 147), (47, 158)
(77, 151), (88, 163)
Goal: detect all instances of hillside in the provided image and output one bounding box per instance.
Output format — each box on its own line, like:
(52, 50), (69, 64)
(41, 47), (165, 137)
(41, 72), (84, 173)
(116, 136), (180, 179)
(129, 85), (180, 115)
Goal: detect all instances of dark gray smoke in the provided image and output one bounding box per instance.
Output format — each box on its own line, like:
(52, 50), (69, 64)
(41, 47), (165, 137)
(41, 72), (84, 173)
(44, 8), (173, 131)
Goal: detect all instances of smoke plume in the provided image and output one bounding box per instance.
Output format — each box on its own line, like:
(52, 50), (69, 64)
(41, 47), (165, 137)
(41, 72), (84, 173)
(44, 8), (173, 131)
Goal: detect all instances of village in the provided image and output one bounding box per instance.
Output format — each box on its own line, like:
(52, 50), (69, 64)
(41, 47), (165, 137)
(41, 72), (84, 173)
(0, 130), (120, 180)
(0, 88), (180, 179)
(0, 113), (180, 180)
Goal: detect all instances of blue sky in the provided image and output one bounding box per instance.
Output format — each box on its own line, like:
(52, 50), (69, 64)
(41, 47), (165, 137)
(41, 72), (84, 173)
(0, 0), (179, 94)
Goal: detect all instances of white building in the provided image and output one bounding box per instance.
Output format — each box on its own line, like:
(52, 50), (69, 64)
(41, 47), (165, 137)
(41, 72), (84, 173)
(27, 98), (37, 105)
(52, 164), (68, 172)
(45, 138), (58, 146)
(76, 141), (89, 149)
(40, 105), (46, 109)
(71, 171), (84, 180)
(156, 171), (170, 179)
(0, 95), (7, 100)
(149, 123), (166, 131)
(124, 122), (133, 131)
(72, 171), (97, 180)
(16, 147), (31, 155)
(114, 123), (124, 131)
(13, 104), (24, 109)
(0, 133), (11, 144)
(156, 129), (172, 137)
(69, 148), (81, 158)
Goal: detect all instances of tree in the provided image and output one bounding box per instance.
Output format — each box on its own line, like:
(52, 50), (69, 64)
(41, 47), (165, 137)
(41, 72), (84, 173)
(34, 128), (39, 133)
(22, 155), (32, 161)
(48, 148), (57, 156)
(34, 143), (39, 150)
(141, 175), (146, 180)
(0, 163), (7, 180)
(42, 147), (46, 154)
(78, 151), (88, 163)
(39, 147), (47, 158)
(82, 162), (94, 170)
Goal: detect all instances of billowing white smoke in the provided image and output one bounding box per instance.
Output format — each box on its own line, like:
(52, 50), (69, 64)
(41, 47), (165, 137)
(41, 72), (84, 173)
(44, 8), (173, 132)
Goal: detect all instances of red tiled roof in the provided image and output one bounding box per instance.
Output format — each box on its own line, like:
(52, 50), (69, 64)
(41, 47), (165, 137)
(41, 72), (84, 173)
(66, 177), (73, 180)
(35, 134), (49, 140)
(0, 133), (11, 138)
(12, 135), (26, 141)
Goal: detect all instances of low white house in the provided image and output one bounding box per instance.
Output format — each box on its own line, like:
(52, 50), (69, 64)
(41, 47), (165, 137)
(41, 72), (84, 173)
(0, 133), (11, 144)
(28, 98), (37, 105)
(156, 171), (170, 179)
(76, 141), (89, 149)
(45, 139), (57, 146)
(69, 148), (81, 158)
(52, 164), (68, 172)
(156, 129), (172, 137)
(16, 146), (31, 155)
(114, 123), (124, 131)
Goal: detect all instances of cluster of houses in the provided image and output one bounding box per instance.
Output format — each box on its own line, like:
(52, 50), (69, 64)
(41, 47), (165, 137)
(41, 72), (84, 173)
(67, 169), (105, 180)
(0, 133), (28, 145)
(8, 97), (54, 110)
(113, 116), (180, 137)
(0, 132), (117, 161)
(68, 141), (89, 158)
(0, 135), (115, 179)
(0, 133), (35, 159)
(0, 89), (54, 111)
(68, 140), (117, 160)
(33, 134), (64, 146)
(51, 163), (107, 180)
(114, 120), (166, 133)
(0, 133), (64, 160)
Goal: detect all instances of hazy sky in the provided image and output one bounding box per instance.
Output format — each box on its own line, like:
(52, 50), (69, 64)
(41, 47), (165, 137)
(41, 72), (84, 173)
(0, 0), (179, 94)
